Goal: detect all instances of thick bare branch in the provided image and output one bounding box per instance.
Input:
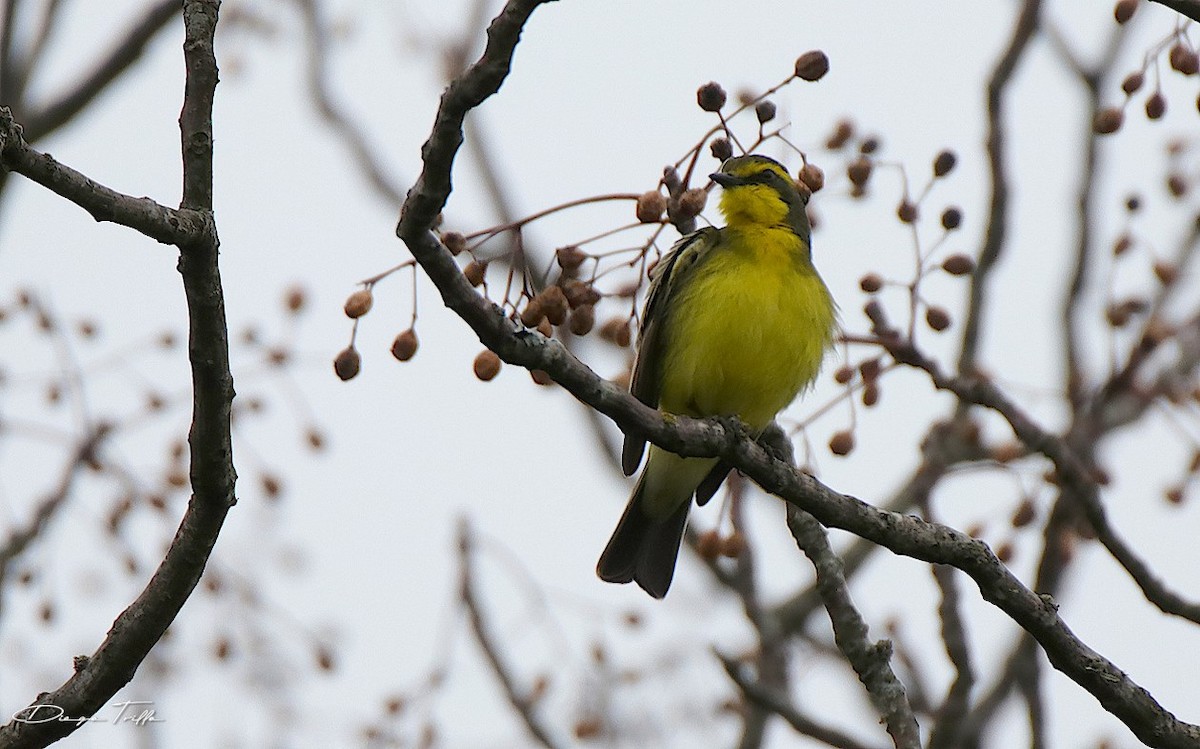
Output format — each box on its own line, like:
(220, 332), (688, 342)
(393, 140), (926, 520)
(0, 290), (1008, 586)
(0, 108), (206, 244)
(1150, 0), (1200, 22)
(0, 3), (234, 746)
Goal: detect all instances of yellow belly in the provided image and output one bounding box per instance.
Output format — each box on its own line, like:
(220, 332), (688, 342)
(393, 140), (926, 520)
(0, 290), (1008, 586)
(658, 228), (834, 431)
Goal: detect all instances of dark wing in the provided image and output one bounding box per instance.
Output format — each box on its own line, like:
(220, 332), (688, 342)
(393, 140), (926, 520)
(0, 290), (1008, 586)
(620, 227), (720, 476)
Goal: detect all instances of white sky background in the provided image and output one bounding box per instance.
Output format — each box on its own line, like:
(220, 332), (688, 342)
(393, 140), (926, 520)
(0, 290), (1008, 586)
(1, 0), (1199, 747)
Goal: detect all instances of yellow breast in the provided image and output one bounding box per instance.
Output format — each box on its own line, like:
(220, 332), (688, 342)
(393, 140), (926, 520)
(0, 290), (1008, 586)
(657, 227), (835, 431)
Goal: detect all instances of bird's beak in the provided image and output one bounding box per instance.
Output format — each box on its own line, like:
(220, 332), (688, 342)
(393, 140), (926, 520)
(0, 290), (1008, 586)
(709, 172), (739, 188)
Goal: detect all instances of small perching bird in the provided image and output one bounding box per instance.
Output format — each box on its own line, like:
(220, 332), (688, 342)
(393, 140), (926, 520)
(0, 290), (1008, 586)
(596, 154), (838, 598)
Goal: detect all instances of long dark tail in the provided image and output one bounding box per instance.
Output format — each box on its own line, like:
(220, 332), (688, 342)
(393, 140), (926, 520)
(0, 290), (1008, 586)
(595, 479), (691, 599)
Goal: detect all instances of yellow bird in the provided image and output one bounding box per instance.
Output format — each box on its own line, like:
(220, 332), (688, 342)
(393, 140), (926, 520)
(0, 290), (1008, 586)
(596, 154), (837, 598)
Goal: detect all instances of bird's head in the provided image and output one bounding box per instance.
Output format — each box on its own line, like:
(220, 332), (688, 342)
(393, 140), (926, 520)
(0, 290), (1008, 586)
(710, 154), (810, 239)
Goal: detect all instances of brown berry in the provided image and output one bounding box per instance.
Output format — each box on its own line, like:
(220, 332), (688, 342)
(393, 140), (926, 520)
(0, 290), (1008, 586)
(847, 157), (872, 188)
(1125, 194), (1141, 212)
(563, 280), (601, 308)
(862, 382), (880, 407)
(1165, 486), (1185, 505)
(1112, 233), (1133, 256)
(926, 306), (952, 331)
(1093, 107), (1124, 134)
(539, 286), (569, 326)
(859, 273), (883, 293)
(826, 119), (854, 150)
(463, 261), (487, 287)
(1114, 0), (1138, 23)
(600, 317), (632, 347)
(942, 253), (975, 275)
(829, 430), (855, 456)
(696, 529), (722, 559)
(442, 231), (467, 256)
(799, 163), (825, 193)
(833, 364), (854, 384)
(794, 50), (829, 81)
(569, 304), (595, 336)
(636, 191), (667, 223)
(755, 100), (777, 124)
(933, 150), (957, 177)
(676, 188), (708, 220)
(520, 298), (545, 327)
(1170, 44), (1199, 75)
(710, 137), (733, 161)
(391, 328), (419, 361)
(344, 289), (373, 319)
(1011, 499), (1037, 528)
(1167, 173), (1188, 197)
(1121, 71), (1145, 95)
(473, 350), (502, 381)
(556, 245), (586, 271)
(530, 369), (553, 386)
(897, 200), (918, 223)
(858, 358), (882, 381)
(941, 207), (963, 230)
(333, 347), (361, 381)
(1145, 92), (1166, 120)
(1153, 260), (1178, 285)
(859, 137), (880, 155)
(996, 541), (1014, 563)
(697, 82), (727, 112)
(285, 286), (307, 314)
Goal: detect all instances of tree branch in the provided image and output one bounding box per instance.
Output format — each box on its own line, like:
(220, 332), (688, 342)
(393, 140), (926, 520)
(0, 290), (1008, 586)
(1150, 0), (1200, 22)
(458, 520), (564, 749)
(787, 506), (921, 749)
(0, 108), (206, 245)
(0, 3), (234, 746)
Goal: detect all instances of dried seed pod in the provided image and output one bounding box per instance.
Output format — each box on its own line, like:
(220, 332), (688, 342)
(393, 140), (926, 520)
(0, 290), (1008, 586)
(344, 289), (373, 319)
(1011, 499), (1037, 528)
(755, 100), (777, 124)
(1146, 92), (1167, 119)
(285, 286), (307, 314)
(676, 188), (708, 220)
(599, 317), (632, 347)
(1153, 260), (1179, 285)
(696, 529), (722, 560)
(847, 157), (872, 188)
(536, 318), (553, 338)
(859, 136), (880, 155)
(833, 364), (854, 384)
(697, 81), (727, 112)
(1093, 107), (1124, 134)
(391, 328), (419, 361)
(859, 273), (883, 293)
(941, 253), (975, 275)
(941, 207), (963, 230)
(333, 347), (361, 381)
(933, 150), (957, 177)
(463, 261), (487, 286)
(556, 245), (586, 271)
(1112, 233), (1133, 256)
(539, 285), (569, 326)
(794, 50), (829, 81)
(862, 382), (880, 407)
(858, 358), (882, 381)
(520, 298), (545, 327)
(897, 200), (918, 223)
(925, 306), (952, 331)
(1169, 43), (1199, 75)
(1121, 71), (1145, 95)
(636, 191), (667, 223)
(473, 349), (502, 381)
(1167, 173), (1188, 197)
(1114, 0), (1138, 23)
(829, 430), (855, 456)
(569, 304), (595, 336)
(563, 280), (601, 308)
(710, 137), (733, 161)
(799, 163), (825, 193)
(530, 369), (553, 386)
(442, 231), (467, 256)
(826, 119), (854, 150)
